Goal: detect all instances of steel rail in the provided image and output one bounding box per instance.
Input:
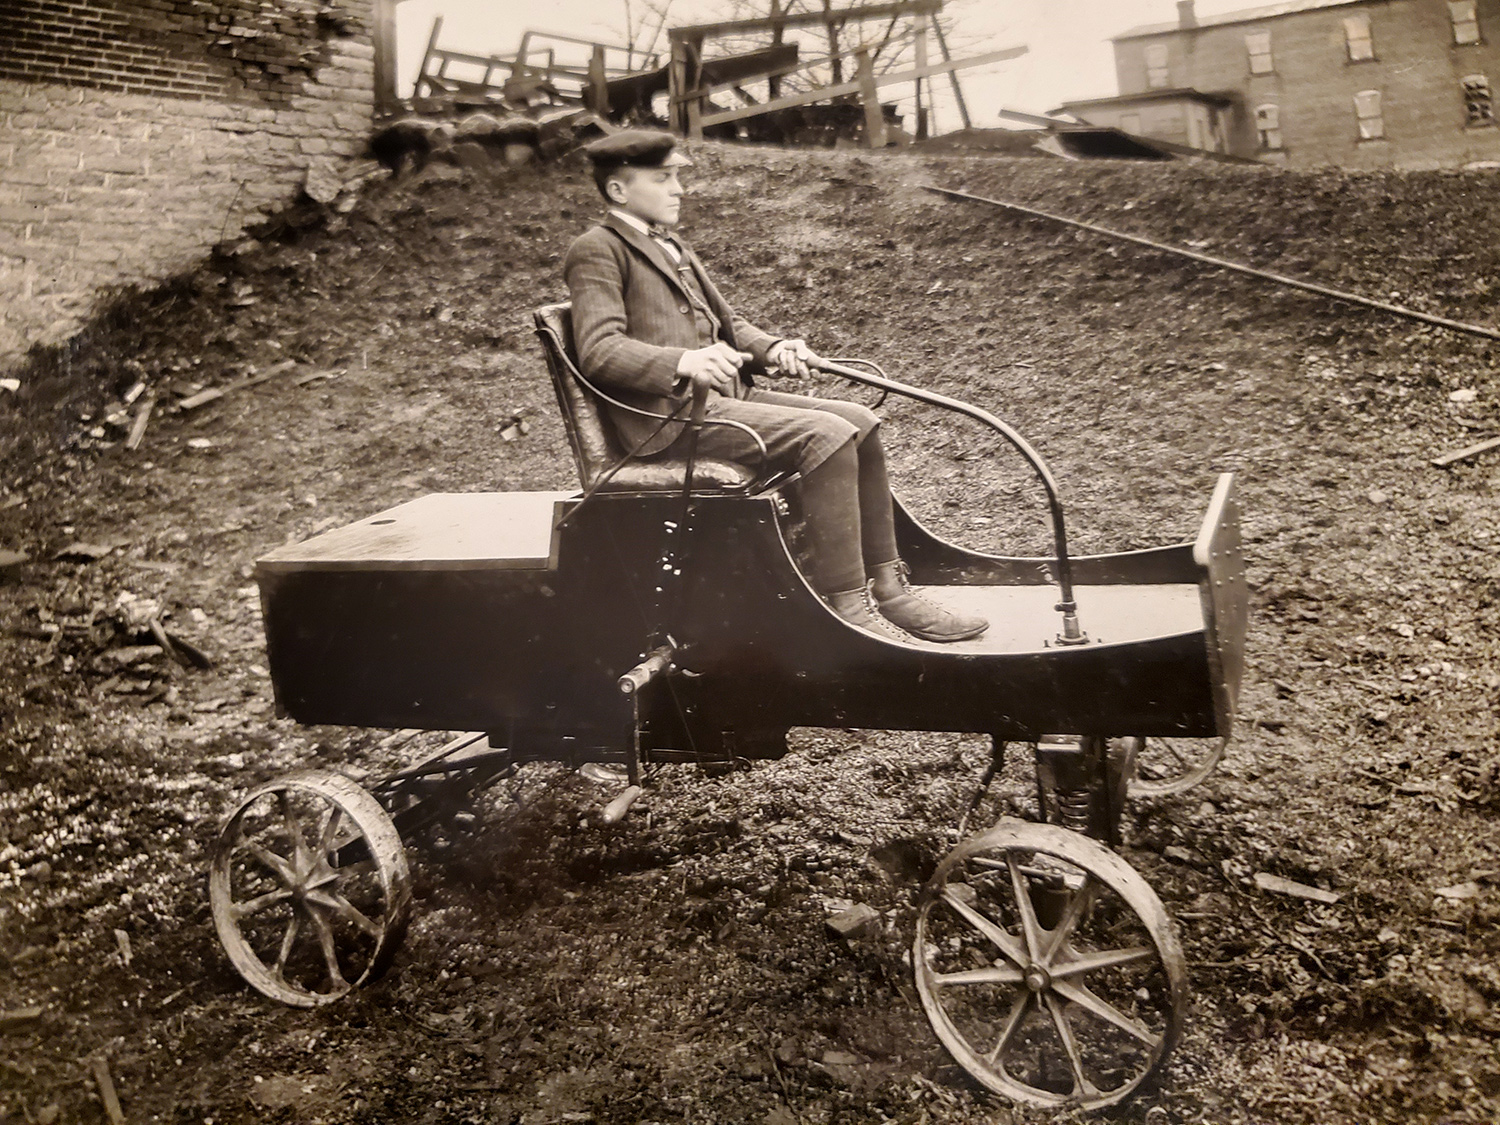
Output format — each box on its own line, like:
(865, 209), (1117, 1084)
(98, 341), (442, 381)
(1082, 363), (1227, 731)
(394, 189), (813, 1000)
(924, 185), (1500, 344)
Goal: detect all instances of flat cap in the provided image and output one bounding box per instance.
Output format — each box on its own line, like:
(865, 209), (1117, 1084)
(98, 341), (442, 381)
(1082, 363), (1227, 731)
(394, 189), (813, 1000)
(583, 129), (692, 169)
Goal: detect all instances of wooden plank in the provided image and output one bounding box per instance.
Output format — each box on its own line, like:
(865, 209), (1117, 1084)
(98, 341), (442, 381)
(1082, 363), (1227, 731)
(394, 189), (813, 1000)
(699, 45), (1026, 128)
(999, 106), (1075, 128)
(256, 492), (577, 573)
(671, 52), (832, 107)
(91, 1056), (128, 1125)
(587, 44), (608, 114)
(670, 0), (941, 41)
(669, 38), (689, 133)
(431, 48), (520, 71)
(178, 359), (296, 411)
(372, 0), (399, 111)
(415, 15), (445, 98)
(856, 49), (885, 148)
(932, 15), (971, 130)
(1253, 872), (1341, 905)
(124, 392), (155, 450)
(0, 1006), (44, 1030)
(1432, 434), (1500, 467)
(685, 36), (704, 140)
(697, 43), (800, 89)
(913, 11), (929, 137)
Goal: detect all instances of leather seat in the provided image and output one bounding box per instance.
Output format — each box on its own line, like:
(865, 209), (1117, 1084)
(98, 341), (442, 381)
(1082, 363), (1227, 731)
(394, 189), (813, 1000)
(534, 302), (768, 493)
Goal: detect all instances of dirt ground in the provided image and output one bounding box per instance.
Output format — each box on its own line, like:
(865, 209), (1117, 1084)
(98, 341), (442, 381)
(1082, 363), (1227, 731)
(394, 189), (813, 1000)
(2, 144), (1499, 1125)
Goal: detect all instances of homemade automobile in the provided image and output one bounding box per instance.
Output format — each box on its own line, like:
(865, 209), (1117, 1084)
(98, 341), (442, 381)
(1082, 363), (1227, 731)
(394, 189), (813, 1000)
(209, 303), (1247, 1111)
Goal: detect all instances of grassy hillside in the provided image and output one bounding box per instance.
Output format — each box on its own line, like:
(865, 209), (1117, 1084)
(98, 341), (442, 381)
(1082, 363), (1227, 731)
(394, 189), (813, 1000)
(2, 147), (1498, 1125)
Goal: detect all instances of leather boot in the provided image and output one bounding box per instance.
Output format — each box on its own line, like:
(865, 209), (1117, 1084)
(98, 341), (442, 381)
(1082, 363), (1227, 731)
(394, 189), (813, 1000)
(826, 583), (920, 644)
(869, 560), (988, 642)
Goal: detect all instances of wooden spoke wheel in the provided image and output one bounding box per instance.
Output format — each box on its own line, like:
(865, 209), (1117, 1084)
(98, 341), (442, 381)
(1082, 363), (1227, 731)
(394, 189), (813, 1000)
(914, 820), (1187, 1111)
(1125, 736), (1229, 798)
(209, 770), (411, 1007)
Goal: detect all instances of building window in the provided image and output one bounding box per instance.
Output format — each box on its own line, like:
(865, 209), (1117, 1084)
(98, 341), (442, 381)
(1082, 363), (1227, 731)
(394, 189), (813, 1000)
(1145, 43), (1169, 88)
(1450, 0), (1481, 44)
(1464, 74), (1495, 125)
(1344, 14), (1374, 61)
(1246, 30), (1274, 74)
(1255, 103), (1283, 149)
(1354, 89), (1384, 139)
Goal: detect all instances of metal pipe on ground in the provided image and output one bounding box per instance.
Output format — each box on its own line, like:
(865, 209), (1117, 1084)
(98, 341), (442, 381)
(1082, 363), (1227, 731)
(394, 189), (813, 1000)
(923, 185), (1500, 344)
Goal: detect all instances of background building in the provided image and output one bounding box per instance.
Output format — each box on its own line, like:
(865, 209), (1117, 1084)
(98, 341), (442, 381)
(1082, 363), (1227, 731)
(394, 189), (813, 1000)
(1059, 0), (1500, 168)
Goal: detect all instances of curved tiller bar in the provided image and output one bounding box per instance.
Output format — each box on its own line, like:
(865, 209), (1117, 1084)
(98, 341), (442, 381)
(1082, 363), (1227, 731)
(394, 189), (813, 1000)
(815, 356), (1088, 645)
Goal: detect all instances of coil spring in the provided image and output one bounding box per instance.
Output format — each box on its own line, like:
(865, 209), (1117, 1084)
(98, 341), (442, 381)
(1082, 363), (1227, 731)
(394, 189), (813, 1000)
(1054, 786), (1092, 832)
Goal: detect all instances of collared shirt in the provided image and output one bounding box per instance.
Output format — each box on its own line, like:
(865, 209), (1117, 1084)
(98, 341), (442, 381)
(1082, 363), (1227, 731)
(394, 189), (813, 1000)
(610, 208), (682, 264)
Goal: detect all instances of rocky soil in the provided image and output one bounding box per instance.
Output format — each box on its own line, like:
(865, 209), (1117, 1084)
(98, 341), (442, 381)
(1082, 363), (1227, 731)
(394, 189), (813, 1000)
(2, 145), (1499, 1125)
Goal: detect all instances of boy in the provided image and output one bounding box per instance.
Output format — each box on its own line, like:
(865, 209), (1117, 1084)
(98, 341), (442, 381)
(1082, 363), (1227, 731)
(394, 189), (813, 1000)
(563, 130), (986, 644)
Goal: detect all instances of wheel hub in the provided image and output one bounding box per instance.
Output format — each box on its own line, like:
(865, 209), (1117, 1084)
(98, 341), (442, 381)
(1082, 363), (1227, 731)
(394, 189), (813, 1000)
(1023, 963), (1052, 992)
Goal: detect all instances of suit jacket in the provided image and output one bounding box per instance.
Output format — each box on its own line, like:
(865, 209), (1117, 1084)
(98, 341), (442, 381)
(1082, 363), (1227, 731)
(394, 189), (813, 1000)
(563, 213), (781, 455)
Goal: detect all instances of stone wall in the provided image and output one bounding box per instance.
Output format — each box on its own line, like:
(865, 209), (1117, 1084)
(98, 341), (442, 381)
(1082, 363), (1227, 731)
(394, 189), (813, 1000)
(0, 1), (379, 372)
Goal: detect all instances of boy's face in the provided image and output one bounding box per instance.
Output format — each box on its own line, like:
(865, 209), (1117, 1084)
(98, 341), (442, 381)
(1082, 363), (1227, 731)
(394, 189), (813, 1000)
(607, 166), (683, 227)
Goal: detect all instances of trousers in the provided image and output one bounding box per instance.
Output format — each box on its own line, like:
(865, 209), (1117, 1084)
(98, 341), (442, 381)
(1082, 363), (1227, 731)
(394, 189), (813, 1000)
(661, 385), (896, 594)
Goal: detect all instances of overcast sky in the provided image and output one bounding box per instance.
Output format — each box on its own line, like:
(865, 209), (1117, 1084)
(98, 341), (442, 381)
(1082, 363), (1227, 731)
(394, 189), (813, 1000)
(392, 0), (1261, 130)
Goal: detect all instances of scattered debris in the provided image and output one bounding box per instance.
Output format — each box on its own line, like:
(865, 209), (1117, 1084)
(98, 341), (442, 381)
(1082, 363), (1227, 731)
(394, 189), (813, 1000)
(302, 158), (345, 205)
(1434, 881), (1481, 901)
(0, 548), (27, 569)
(53, 542), (115, 562)
(0, 377), (20, 393)
(293, 368), (339, 386)
(1163, 844), (1207, 867)
(1448, 387), (1478, 403)
(124, 393), (156, 451)
(0, 1006), (44, 1031)
(113, 593), (162, 632)
(824, 902), (880, 939)
(600, 784), (644, 825)
(1253, 872), (1341, 905)
(499, 413), (532, 442)
(1432, 434), (1500, 467)
(90, 1055), (128, 1125)
(113, 928), (133, 966)
(149, 622), (213, 669)
(177, 359), (297, 410)
(377, 728), (422, 750)
(99, 645), (164, 669)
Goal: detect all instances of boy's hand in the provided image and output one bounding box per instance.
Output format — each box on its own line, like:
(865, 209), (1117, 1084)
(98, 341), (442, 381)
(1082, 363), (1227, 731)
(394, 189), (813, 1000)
(768, 338), (819, 378)
(677, 342), (748, 396)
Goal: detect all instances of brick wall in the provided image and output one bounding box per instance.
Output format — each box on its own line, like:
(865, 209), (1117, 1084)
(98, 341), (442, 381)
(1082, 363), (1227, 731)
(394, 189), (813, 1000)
(0, 1), (378, 371)
(1114, 0), (1500, 169)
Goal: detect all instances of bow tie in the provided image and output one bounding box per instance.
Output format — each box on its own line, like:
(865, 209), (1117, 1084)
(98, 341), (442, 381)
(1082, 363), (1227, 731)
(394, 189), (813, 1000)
(647, 223), (679, 243)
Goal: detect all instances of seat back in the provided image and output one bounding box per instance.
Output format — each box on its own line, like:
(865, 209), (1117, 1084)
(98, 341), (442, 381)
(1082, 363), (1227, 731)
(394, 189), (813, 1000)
(534, 302), (615, 488)
(533, 302), (760, 493)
